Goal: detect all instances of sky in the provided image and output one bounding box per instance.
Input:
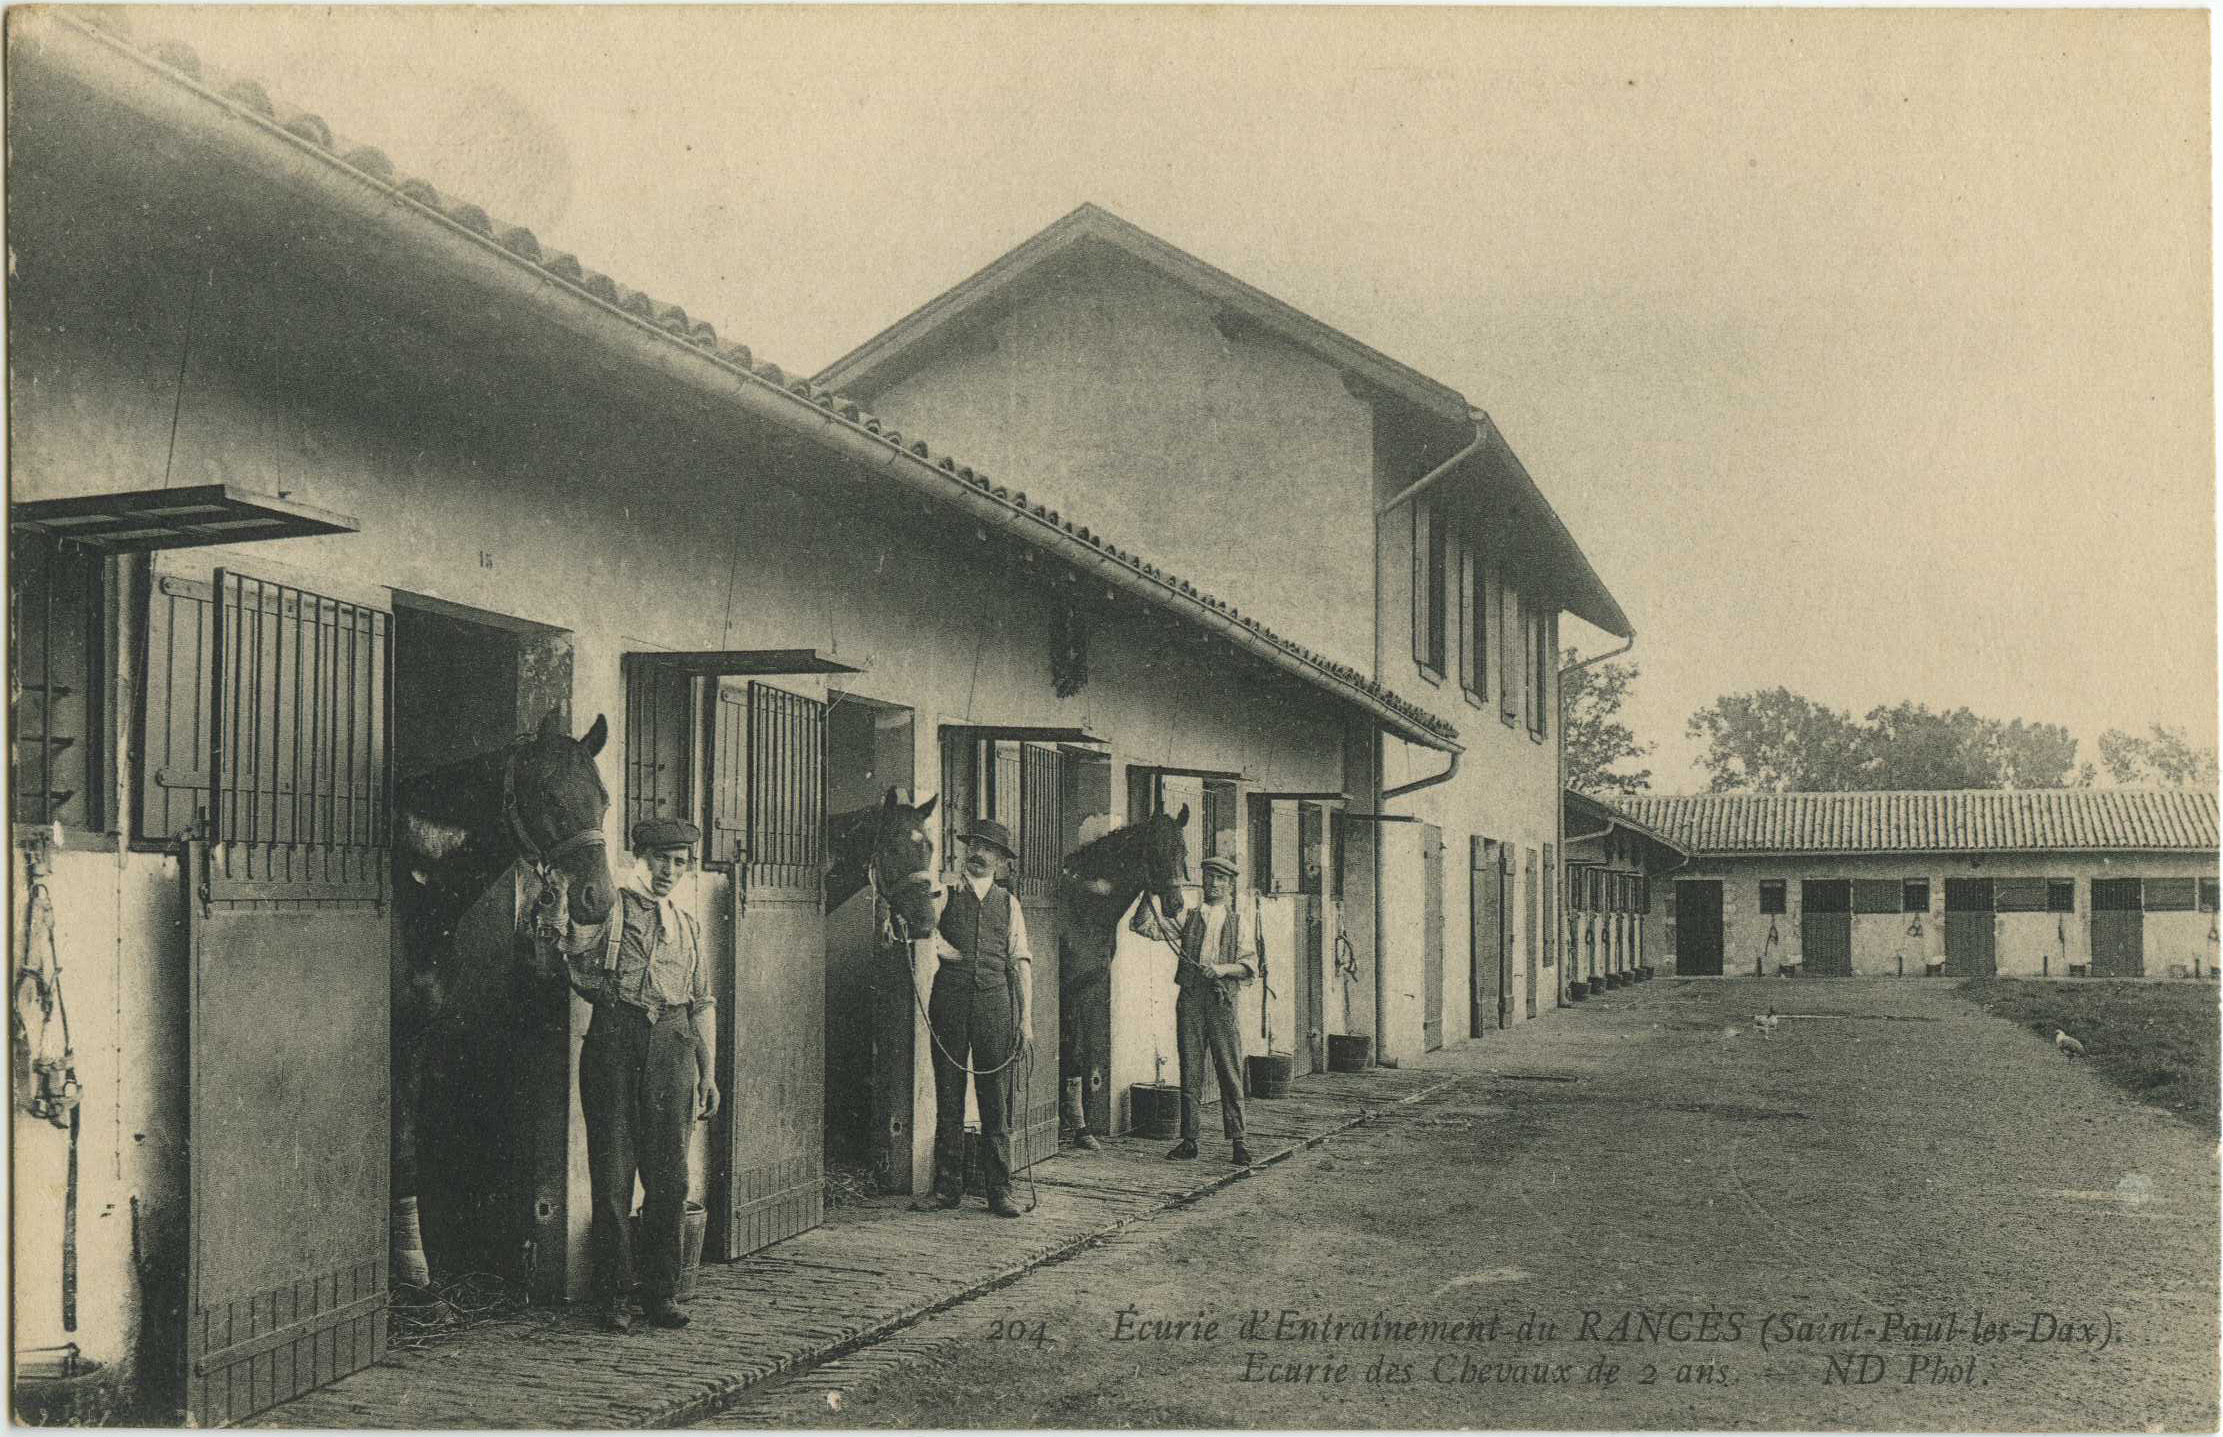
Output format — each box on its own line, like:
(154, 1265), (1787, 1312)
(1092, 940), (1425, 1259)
(137, 6), (2215, 791)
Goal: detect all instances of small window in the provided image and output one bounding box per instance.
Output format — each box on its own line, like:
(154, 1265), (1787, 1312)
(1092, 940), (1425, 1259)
(1902, 879), (1930, 914)
(2046, 881), (2075, 914)
(1328, 806), (1347, 902)
(2143, 878), (2197, 913)
(1759, 879), (1787, 915)
(1993, 878), (2049, 913)
(2200, 878), (2219, 914)
(11, 534), (106, 832)
(1851, 879), (1901, 914)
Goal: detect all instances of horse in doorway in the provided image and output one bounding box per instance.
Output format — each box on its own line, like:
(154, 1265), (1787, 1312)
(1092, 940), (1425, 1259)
(1055, 806), (1193, 1141)
(825, 789), (941, 935)
(390, 709), (616, 1299)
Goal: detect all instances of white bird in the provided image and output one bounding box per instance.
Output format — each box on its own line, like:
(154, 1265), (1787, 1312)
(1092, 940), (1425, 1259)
(2055, 1029), (2086, 1061)
(1752, 1009), (1781, 1036)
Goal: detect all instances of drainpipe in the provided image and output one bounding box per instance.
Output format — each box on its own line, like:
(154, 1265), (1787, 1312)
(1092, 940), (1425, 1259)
(1382, 749), (1459, 801)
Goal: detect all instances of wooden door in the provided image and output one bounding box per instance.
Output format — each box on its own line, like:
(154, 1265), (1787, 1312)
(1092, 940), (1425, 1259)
(717, 682), (826, 1259)
(2091, 879), (2145, 977)
(1013, 744), (1063, 1169)
(1943, 878), (1997, 977)
(185, 572), (391, 1424)
(1469, 838), (1502, 1033)
(1422, 824), (1444, 1050)
(1800, 880), (1853, 976)
(1675, 881), (1723, 975)
(1523, 847), (1540, 1019)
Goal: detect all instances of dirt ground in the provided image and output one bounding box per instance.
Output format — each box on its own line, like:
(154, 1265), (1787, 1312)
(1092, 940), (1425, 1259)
(699, 977), (2219, 1431)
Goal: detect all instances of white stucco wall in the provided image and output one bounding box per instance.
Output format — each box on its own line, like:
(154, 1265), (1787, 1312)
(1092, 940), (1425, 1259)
(858, 247), (1378, 674)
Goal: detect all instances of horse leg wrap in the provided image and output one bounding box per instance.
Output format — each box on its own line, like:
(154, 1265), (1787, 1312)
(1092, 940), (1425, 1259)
(392, 1196), (433, 1291)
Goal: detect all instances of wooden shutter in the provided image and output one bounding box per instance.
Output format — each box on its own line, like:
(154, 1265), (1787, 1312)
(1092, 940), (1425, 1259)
(624, 659), (691, 837)
(706, 683), (748, 867)
(1852, 879), (1901, 914)
(1411, 501), (1431, 669)
(2142, 878), (2197, 912)
(1456, 542), (1473, 693)
(1993, 878), (2049, 913)
(142, 573), (218, 840)
(1498, 577), (1519, 720)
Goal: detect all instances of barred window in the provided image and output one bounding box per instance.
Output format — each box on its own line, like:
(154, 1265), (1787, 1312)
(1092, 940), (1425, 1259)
(1759, 879), (1787, 915)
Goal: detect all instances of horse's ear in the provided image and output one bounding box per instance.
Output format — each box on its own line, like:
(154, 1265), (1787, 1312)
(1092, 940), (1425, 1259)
(1174, 803), (1191, 828)
(883, 787), (901, 811)
(917, 794), (938, 820)
(581, 714), (608, 756)
(537, 708), (563, 740)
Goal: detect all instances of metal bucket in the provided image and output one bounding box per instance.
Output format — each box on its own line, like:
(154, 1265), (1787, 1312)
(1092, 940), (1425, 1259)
(1325, 1033), (1372, 1072)
(1131, 1083), (1184, 1139)
(1245, 1052), (1293, 1099)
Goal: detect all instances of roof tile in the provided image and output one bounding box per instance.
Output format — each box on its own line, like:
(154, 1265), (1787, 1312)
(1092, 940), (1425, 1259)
(1611, 790), (2219, 856)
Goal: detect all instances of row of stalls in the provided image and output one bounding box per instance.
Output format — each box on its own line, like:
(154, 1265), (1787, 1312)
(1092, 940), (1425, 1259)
(1609, 791), (2223, 980)
(1559, 790), (1685, 994)
(7, 16), (1452, 1423)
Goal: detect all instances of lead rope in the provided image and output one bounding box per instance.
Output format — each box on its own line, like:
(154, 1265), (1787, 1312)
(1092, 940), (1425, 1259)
(877, 865), (1036, 1209)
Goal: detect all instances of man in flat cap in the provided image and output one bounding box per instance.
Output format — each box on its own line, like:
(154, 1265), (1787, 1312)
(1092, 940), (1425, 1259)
(558, 817), (718, 1332)
(915, 818), (1033, 1219)
(1145, 853), (1256, 1166)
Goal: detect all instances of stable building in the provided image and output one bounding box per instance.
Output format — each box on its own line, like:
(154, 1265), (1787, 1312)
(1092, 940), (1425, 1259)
(1611, 791), (2221, 979)
(1560, 790), (1690, 996)
(817, 203), (1634, 1073)
(8, 18), (1460, 1422)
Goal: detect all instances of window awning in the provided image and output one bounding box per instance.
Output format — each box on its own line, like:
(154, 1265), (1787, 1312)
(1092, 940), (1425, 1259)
(11, 483), (360, 552)
(939, 724), (1105, 746)
(625, 648), (860, 676)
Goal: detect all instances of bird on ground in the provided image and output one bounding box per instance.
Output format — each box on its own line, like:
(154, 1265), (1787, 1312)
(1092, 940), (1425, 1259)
(1752, 1009), (1781, 1036)
(2054, 1029), (2086, 1061)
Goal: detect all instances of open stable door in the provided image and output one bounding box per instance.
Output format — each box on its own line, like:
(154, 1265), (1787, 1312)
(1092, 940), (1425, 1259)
(716, 681), (828, 1259)
(185, 571), (391, 1424)
(1013, 744), (1064, 1167)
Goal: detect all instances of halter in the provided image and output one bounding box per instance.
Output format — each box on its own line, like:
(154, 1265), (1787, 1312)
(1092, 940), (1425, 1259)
(502, 739), (607, 876)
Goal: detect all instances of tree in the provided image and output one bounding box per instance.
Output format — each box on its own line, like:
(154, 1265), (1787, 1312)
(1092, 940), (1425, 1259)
(1685, 690), (2085, 792)
(1684, 688), (1870, 792)
(2095, 725), (2220, 789)
(1560, 647), (1654, 795)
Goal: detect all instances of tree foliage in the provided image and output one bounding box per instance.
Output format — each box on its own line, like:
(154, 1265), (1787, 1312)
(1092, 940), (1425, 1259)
(1561, 647), (1655, 795)
(1685, 688), (2086, 792)
(2094, 725), (2220, 789)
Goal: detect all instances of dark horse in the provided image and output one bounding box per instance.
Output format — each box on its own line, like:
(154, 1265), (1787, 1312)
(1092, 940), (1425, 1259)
(826, 788), (941, 935)
(1055, 807), (1193, 1138)
(389, 710), (617, 1295)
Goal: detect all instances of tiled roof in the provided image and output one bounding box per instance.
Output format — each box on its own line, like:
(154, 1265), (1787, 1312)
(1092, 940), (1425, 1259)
(1609, 790), (2221, 856)
(44, 14), (1459, 747)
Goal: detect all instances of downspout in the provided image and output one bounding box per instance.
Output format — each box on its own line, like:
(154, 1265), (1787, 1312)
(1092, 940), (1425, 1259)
(1557, 632), (1637, 1006)
(1366, 417), (1483, 1061)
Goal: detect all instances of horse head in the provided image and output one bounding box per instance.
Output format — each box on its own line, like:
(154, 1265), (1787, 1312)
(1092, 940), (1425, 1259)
(508, 709), (616, 924)
(869, 787), (941, 938)
(1139, 803), (1193, 921)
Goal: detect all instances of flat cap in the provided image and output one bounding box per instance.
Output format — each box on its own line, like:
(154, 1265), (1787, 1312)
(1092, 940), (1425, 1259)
(1200, 854), (1239, 878)
(630, 817), (702, 852)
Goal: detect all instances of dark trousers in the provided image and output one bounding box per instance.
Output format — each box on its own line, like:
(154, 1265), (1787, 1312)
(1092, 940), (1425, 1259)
(1176, 986), (1247, 1145)
(927, 966), (1015, 1200)
(581, 1006), (696, 1302)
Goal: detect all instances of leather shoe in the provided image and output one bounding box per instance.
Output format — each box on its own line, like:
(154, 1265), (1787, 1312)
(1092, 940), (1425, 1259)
(1232, 1143), (1254, 1167)
(910, 1191), (962, 1212)
(1165, 1141), (1199, 1160)
(602, 1301), (634, 1335)
(646, 1297), (690, 1330)
(1073, 1132), (1103, 1152)
(988, 1193), (1025, 1219)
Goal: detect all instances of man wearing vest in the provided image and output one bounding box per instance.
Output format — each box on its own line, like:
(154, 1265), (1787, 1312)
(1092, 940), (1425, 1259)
(1159, 853), (1256, 1166)
(558, 818), (719, 1333)
(914, 818), (1033, 1219)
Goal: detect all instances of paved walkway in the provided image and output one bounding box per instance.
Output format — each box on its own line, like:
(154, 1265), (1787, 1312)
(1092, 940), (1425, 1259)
(254, 1064), (1454, 1429)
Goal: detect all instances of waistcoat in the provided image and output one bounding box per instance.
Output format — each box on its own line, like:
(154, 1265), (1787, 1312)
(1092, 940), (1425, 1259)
(1176, 901), (1246, 994)
(938, 882), (1014, 993)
